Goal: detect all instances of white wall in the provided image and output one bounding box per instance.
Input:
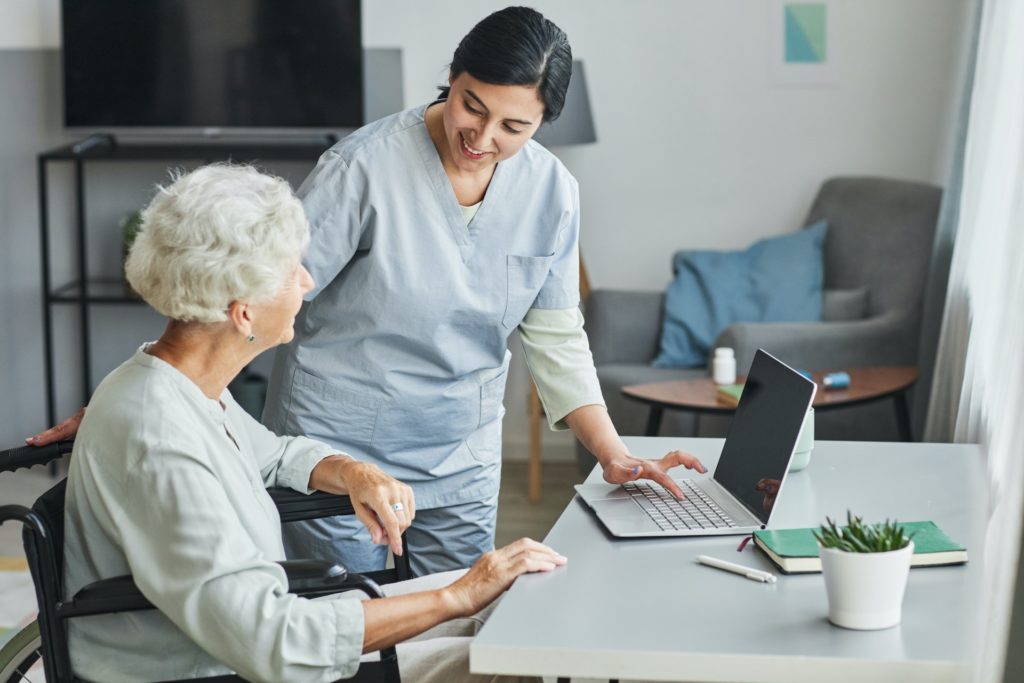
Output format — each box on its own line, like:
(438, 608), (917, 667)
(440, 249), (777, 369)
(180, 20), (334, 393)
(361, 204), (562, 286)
(0, 0), (59, 49)
(364, 0), (962, 293)
(0, 1), (967, 462)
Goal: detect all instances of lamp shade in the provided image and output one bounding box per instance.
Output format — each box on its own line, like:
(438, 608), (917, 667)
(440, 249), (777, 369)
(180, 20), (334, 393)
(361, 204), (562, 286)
(534, 60), (597, 147)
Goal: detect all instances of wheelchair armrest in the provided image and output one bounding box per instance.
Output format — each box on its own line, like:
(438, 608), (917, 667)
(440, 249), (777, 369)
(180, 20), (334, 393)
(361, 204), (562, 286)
(281, 559), (350, 597)
(59, 575), (152, 617)
(0, 439), (74, 474)
(60, 561), (381, 619)
(267, 487), (356, 523)
(282, 560), (387, 599)
(267, 489), (412, 584)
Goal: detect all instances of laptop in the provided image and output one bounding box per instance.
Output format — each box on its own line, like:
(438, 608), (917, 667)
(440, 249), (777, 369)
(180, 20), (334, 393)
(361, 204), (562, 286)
(575, 349), (816, 537)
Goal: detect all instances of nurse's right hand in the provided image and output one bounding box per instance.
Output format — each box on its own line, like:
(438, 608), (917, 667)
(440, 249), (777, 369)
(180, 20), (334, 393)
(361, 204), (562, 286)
(443, 538), (567, 617)
(26, 406), (85, 446)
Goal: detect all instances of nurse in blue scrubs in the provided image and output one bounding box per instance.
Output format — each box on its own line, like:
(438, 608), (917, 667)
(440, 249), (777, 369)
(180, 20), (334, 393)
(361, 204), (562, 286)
(262, 7), (706, 576)
(29, 7), (707, 576)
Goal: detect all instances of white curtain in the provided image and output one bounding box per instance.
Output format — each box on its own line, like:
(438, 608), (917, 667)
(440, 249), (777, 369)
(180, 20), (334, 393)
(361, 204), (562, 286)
(926, 0), (1024, 679)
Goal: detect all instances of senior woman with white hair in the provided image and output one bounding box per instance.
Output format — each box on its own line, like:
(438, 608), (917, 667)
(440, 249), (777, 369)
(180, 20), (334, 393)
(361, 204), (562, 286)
(62, 164), (563, 683)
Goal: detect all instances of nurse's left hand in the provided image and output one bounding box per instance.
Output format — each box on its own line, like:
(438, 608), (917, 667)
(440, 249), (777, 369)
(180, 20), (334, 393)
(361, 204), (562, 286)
(601, 450), (707, 500)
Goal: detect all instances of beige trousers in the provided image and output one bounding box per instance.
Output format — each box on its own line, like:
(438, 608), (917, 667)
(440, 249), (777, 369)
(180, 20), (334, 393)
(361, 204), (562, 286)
(344, 569), (540, 683)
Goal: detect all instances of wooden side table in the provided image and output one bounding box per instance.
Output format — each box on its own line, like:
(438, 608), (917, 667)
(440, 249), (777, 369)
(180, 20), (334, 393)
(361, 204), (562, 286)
(622, 366), (919, 441)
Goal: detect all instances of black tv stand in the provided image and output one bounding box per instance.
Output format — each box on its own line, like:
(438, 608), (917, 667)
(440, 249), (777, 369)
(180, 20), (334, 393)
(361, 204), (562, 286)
(37, 138), (335, 426)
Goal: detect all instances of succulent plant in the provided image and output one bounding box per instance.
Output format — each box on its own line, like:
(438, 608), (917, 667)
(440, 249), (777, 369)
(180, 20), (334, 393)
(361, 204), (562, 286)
(814, 511), (914, 553)
(121, 211), (144, 248)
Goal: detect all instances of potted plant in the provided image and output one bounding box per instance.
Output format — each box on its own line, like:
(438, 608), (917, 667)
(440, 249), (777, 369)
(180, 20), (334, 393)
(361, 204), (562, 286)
(815, 512), (916, 630)
(120, 210), (143, 295)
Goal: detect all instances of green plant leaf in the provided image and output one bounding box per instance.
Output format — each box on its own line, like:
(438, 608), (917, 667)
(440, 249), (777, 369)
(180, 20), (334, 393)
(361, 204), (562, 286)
(816, 510), (913, 553)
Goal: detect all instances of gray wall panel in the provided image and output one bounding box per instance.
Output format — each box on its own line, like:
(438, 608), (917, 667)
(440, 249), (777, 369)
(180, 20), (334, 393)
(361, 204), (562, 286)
(0, 49), (74, 444)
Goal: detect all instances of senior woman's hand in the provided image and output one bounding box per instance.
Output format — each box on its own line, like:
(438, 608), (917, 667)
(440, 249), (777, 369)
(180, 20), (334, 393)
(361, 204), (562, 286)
(360, 537), (566, 653)
(309, 456), (415, 557)
(443, 538), (567, 617)
(26, 406), (85, 446)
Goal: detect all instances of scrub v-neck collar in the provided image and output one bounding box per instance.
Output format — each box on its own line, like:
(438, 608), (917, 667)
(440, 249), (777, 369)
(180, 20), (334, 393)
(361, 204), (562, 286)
(413, 102), (508, 263)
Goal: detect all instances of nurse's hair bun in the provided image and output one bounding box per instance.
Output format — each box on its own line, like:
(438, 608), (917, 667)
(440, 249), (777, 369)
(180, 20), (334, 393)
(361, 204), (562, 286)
(440, 6), (572, 122)
(126, 163), (309, 323)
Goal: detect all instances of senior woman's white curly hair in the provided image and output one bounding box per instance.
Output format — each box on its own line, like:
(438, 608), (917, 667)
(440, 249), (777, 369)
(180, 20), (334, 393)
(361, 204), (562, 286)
(125, 164), (309, 323)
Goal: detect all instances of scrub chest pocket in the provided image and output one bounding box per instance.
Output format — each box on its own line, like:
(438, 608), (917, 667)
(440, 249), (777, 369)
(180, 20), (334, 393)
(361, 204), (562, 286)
(502, 254), (553, 328)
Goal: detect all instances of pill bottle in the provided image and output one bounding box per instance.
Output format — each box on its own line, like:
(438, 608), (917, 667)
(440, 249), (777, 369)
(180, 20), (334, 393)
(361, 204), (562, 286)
(712, 347), (737, 385)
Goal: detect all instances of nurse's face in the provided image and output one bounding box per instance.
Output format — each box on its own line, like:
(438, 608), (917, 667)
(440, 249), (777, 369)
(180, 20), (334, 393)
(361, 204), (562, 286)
(442, 72), (545, 173)
(250, 260), (314, 347)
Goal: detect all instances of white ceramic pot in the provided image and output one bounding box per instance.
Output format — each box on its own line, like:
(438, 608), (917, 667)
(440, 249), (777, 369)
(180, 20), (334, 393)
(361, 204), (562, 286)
(788, 408), (815, 472)
(819, 541), (914, 630)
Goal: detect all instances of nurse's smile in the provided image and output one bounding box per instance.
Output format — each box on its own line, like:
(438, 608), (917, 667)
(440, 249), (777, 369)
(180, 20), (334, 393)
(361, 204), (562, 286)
(459, 133), (489, 160)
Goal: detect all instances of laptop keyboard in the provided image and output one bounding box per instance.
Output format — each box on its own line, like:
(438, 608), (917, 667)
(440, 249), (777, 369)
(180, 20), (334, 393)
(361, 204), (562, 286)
(623, 480), (738, 531)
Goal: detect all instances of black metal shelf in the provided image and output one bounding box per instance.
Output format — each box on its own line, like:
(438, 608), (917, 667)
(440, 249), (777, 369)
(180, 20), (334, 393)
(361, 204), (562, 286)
(49, 278), (145, 305)
(40, 138), (335, 162)
(38, 138), (331, 425)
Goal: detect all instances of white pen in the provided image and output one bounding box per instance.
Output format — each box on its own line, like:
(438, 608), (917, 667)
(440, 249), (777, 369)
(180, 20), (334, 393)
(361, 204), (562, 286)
(696, 554), (777, 584)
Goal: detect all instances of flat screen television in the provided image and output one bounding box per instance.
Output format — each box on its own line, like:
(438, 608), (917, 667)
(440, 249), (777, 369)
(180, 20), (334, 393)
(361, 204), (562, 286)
(62, 0), (364, 131)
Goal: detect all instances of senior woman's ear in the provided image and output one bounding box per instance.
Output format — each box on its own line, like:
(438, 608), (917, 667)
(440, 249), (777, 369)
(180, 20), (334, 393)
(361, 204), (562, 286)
(225, 300), (254, 341)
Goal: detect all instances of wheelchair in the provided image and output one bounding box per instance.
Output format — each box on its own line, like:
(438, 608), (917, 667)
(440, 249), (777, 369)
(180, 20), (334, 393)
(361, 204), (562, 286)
(0, 439), (409, 683)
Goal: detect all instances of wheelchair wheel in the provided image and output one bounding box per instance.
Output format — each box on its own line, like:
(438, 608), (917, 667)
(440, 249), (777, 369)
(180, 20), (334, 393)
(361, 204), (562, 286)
(0, 621), (42, 683)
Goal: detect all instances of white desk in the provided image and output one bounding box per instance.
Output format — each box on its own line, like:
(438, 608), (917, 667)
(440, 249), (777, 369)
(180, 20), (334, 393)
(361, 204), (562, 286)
(471, 437), (986, 683)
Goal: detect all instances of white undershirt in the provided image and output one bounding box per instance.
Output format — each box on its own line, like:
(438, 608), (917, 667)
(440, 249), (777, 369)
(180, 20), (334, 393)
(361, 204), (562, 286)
(459, 201), (482, 224)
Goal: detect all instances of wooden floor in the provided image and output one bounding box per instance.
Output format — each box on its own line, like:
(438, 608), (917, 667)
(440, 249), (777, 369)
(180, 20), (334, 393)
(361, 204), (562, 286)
(495, 460), (586, 548)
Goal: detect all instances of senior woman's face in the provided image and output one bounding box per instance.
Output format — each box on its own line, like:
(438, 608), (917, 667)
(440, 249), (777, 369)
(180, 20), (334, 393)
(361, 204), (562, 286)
(250, 263), (314, 346)
(442, 72), (545, 174)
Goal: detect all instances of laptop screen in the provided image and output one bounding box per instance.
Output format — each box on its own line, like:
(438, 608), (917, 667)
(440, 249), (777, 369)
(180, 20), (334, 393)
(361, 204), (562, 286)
(713, 350), (816, 524)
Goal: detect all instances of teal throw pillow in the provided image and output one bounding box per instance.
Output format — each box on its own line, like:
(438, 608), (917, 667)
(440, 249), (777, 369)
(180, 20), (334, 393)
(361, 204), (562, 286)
(653, 221), (828, 368)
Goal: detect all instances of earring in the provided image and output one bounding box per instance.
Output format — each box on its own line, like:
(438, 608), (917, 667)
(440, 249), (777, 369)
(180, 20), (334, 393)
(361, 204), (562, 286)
(247, 334), (255, 343)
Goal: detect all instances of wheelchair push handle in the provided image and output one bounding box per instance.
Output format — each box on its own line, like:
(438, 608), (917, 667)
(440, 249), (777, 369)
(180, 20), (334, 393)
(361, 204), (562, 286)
(0, 439), (74, 474)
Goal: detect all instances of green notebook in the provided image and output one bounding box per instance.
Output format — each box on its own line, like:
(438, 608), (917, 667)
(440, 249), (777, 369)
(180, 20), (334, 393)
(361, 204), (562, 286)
(716, 383), (744, 407)
(753, 521), (968, 574)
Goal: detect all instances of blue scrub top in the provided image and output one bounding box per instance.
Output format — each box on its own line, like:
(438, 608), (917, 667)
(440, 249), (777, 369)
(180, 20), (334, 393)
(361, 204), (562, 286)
(263, 104), (581, 508)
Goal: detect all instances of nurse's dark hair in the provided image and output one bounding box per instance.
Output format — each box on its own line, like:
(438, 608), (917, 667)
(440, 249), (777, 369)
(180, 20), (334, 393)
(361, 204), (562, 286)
(438, 6), (572, 122)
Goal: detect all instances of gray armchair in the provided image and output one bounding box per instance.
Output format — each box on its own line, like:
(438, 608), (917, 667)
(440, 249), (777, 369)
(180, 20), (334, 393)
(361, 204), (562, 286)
(580, 177), (942, 472)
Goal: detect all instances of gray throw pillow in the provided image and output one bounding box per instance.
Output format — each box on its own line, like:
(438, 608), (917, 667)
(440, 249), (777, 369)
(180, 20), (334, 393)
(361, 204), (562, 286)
(822, 287), (869, 321)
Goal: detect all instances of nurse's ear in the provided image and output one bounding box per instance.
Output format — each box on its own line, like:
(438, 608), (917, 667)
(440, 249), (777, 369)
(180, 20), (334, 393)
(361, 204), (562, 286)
(225, 300), (254, 340)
